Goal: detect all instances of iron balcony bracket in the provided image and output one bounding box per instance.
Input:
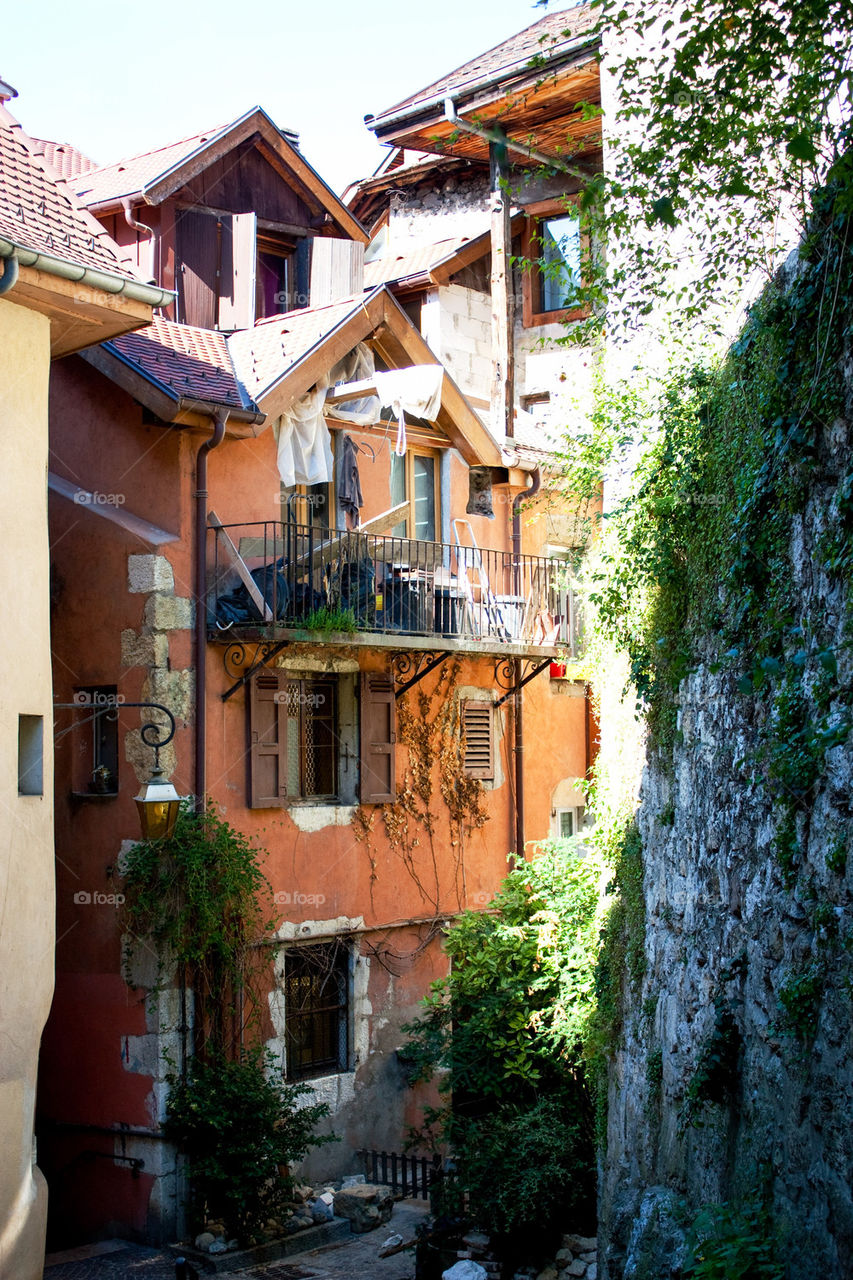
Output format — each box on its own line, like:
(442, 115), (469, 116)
(221, 640), (290, 701)
(391, 651), (446, 699)
(494, 657), (552, 708)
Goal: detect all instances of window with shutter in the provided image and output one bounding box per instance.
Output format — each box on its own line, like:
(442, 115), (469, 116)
(249, 671), (338, 807)
(359, 672), (397, 803)
(462, 700), (494, 780)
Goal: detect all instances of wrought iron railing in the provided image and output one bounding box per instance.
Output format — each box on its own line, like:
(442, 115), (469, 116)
(208, 520), (579, 652)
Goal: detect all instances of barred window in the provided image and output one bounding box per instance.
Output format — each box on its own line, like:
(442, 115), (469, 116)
(283, 943), (350, 1080)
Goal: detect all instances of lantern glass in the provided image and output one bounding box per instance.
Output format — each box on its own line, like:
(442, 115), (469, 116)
(134, 778), (181, 840)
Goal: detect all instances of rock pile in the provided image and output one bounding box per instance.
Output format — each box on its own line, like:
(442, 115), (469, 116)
(512, 1234), (598, 1280)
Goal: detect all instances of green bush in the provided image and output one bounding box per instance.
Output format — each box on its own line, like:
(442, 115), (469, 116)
(685, 1200), (783, 1280)
(164, 1048), (334, 1242)
(404, 842), (601, 1239)
(448, 1091), (595, 1239)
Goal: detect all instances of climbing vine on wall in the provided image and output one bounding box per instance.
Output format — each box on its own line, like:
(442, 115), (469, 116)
(352, 660), (489, 914)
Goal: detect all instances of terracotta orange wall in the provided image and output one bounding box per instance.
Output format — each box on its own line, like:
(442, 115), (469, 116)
(42, 359), (591, 1242)
(41, 357), (191, 1246)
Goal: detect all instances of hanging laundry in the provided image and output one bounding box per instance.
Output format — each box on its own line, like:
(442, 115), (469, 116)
(374, 364), (444, 457)
(340, 433), (364, 524)
(273, 388), (334, 487)
(273, 343), (381, 487)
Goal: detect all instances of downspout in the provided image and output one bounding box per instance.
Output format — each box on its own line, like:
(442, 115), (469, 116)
(511, 467), (542, 862)
(194, 409), (229, 815)
(121, 198), (156, 287)
(0, 250), (18, 295)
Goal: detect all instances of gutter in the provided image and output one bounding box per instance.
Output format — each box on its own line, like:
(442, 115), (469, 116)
(369, 33), (600, 135)
(194, 410), (229, 813)
(511, 466), (542, 861)
(97, 342), (266, 426)
(0, 237), (173, 308)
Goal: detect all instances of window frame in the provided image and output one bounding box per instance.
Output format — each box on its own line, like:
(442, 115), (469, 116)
(282, 941), (352, 1081)
(256, 231), (296, 320)
(390, 446), (440, 542)
(520, 196), (590, 328)
(249, 671), (339, 808)
(71, 684), (119, 797)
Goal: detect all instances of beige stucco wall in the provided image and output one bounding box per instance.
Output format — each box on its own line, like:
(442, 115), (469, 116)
(0, 297), (54, 1279)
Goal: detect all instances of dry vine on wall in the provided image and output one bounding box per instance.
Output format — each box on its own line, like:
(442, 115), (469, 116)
(352, 660), (489, 915)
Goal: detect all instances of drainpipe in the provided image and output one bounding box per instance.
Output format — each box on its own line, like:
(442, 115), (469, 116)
(194, 409), (229, 815)
(0, 250), (18, 295)
(511, 467), (542, 862)
(121, 198), (157, 287)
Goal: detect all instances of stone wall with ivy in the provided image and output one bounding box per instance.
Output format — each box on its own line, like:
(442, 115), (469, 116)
(587, 171), (853, 1279)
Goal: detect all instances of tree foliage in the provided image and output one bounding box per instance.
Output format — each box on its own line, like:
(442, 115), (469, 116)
(404, 842), (602, 1239)
(542, 0), (853, 330)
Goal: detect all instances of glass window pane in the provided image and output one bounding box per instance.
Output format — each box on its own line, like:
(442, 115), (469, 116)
(390, 453), (407, 537)
(560, 810), (574, 839)
(412, 456), (435, 542)
(540, 213), (581, 313)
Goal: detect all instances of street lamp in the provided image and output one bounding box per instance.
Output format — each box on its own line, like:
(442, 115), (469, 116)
(55, 699), (183, 840)
(130, 703), (181, 840)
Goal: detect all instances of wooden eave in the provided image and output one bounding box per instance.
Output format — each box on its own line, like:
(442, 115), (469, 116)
(90, 111), (368, 245)
(427, 214), (525, 286)
(79, 343), (266, 437)
(373, 57), (601, 164)
(10, 263), (154, 358)
(255, 287), (502, 467)
(371, 289), (502, 467)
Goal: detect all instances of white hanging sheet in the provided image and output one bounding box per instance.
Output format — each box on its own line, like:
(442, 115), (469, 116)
(374, 364), (444, 457)
(274, 342), (380, 486)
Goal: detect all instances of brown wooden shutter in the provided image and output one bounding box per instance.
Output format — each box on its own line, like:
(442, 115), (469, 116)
(359, 672), (396, 803)
(249, 671), (289, 807)
(175, 209), (219, 328)
(218, 212), (257, 329)
(462, 701), (494, 780)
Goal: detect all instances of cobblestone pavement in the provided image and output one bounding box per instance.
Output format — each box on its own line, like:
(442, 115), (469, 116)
(44, 1202), (426, 1280)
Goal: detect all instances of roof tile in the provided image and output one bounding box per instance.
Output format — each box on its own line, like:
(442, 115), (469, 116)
(228, 295), (372, 402)
(75, 125), (224, 208)
(109, 316), (246, 409)
(0, 104), (143, 277)
(364, 236), (472, 287)
(373, 5), (595, 124)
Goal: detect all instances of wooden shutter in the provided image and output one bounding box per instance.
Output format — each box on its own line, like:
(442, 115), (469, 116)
(249, 671), (289, 807)
(309, 238), (365, 307)
(176, 209), (218, 328)
(218, 211), (257, 329)
(359, 672), (396, 803)
(462, 701), (494, 780)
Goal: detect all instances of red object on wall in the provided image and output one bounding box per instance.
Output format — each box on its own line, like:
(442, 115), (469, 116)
(550, 661), (567, 679)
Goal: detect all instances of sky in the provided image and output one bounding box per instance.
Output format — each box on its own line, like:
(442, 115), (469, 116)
(4, 0), (558, 196)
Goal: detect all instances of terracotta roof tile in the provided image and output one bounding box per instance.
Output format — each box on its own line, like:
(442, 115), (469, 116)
(373, 5), (596, 124)
(0, 104), (142, 277)
(364, 236), (472, 287)
(31, 138), (98, 180)
(75, 125), (225, 208)
(107, 295), (377, 411)
(228, 295), (372, 402)
(109, 316), (248, 409)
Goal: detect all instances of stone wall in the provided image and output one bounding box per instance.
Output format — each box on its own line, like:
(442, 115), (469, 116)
(598, 275), (853, 1278)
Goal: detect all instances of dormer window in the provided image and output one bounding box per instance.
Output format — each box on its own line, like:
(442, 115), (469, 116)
(257, 233), (296, 319)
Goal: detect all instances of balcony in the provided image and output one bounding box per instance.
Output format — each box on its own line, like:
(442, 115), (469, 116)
(208, 520), (580, 657)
